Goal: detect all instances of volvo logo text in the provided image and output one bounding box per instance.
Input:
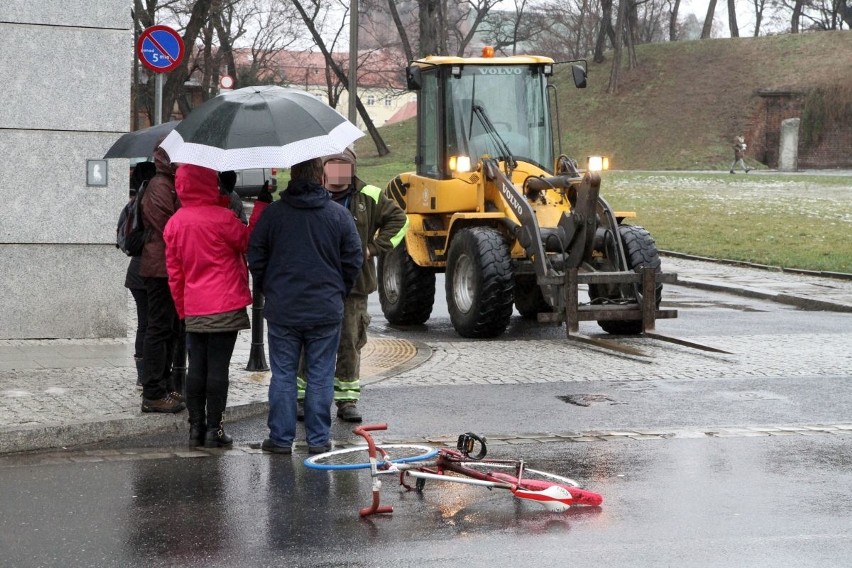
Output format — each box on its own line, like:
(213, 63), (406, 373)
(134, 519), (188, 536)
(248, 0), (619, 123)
(478, 68), (523, 75)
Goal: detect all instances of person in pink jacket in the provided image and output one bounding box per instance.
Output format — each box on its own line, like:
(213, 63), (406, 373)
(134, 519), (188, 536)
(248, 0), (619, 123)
(163, 164), (270, 448)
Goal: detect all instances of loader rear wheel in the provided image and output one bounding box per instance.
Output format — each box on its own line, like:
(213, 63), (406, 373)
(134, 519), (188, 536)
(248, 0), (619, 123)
(446, 227), (514, 338)
(514, 275), (553, 320)
(378, 241), (435, 325)
(593, 225), (662, 335)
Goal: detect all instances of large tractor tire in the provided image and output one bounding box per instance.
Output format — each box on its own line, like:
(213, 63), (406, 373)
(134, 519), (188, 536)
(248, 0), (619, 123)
(513, 275), (553, 320)
(446, 227), (514, 338)
(378, 241), (436, 325)
(591, 224), (663, 335)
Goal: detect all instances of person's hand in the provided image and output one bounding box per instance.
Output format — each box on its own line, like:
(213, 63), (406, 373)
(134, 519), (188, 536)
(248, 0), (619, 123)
(257, 181), (273, 204)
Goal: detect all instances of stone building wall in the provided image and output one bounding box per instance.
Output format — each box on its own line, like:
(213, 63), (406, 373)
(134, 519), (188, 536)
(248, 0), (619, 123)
(752, 89), (852, 170)
(0, 1), (131, 338)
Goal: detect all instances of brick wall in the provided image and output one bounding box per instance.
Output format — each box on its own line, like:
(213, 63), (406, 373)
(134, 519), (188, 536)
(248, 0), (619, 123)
(750, 90), (852, 169)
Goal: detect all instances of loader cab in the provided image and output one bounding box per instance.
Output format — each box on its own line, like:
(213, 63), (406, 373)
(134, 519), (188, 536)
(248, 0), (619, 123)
(408, 55), (557, 180)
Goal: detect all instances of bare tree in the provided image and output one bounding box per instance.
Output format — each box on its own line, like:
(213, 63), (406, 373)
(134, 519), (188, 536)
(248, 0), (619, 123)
(479, 0), (543, 56)
(594, 0), (617, 62)
(384, 0), (414, 61)
(419, 0), (442, 55)
(669, 0), (682, 40)
(290, 0), (390, 155)
(728, 0), (740, 35)
(701, 0), (718, 37)
(791, 0), (805, 30)
(751, 0), (768, 35)
(449, 0), (503, 56)
(531, 0), (603, 60)
(133, 0), (214, 123)
(607, 0), (627, 93)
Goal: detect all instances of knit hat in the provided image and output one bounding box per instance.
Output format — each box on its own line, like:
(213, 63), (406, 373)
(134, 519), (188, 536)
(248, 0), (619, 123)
(322, 147), (357, 166)
(322, 147), (357, 192)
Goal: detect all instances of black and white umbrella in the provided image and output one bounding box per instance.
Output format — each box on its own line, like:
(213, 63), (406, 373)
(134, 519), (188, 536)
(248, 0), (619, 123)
(159, 86), (364, 170)
(103, 120), (179, 159)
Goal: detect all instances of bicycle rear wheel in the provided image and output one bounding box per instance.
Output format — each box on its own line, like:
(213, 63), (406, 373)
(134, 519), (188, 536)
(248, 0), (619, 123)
(304, 444), (438, 471)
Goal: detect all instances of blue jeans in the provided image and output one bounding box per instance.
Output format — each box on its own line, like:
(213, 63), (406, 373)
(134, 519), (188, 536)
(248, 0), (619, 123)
(267, 321), (342, 448)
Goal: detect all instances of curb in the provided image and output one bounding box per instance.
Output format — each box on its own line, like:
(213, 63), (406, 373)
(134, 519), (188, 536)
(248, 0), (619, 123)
(674, 276), (852, 313)
(0, 400), (270, 455)
(0, 339), (433, 456)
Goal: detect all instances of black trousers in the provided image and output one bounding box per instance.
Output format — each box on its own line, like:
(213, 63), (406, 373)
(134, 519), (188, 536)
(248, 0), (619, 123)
(130, 287), (148, 360)
(141, 277), (180, 400)
(186, 331), (238, 427)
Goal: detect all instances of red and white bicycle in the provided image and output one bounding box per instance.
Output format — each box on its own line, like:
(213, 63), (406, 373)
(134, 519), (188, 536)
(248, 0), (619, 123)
(304, 423), (603, 517)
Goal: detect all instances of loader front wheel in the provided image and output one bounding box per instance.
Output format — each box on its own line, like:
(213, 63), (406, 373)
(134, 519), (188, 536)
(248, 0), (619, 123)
(378, 241), (436, 325)
(594, 225), (663, 335)
(446, 227), (514, 338)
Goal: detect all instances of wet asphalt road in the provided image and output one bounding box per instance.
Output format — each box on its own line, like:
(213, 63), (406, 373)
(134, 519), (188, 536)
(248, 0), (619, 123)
(2, 436), (851, 567)
(2, 280), (852, 567)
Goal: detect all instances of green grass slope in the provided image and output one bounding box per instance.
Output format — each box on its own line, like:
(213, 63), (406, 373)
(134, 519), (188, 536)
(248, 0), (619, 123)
(356, 31), (852, 171)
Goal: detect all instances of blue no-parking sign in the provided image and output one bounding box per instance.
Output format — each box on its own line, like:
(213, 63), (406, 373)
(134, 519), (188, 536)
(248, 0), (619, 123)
(137, 25), (185, 73)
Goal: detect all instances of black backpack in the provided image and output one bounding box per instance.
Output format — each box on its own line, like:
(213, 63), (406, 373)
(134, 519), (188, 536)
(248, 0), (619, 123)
(116, 181), (148, 257)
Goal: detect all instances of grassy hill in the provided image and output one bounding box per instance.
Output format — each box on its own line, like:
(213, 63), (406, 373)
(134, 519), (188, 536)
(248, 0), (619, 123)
(355, 30), (852, 172)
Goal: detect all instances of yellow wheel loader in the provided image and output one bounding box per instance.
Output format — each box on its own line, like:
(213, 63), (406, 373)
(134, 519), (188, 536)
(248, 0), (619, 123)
(378, 52), (678, 340)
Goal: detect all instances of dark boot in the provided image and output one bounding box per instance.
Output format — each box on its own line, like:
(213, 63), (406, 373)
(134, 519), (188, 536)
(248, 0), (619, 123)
(186, 397), (206, 448)
(204, 396), (233, 448)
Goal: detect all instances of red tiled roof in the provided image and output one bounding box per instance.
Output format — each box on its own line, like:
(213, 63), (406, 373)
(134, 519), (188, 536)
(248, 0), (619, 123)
(233, 48), (407, 90)
(385, 100), (417, 124)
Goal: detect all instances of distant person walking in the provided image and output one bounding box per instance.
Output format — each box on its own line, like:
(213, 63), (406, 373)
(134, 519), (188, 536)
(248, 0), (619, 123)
(248, 157), (362, 455)
(296, 148), (408, 423)
(139, 147), (185, 413)
(730, 136), (751, 174)
(163, 164), (270, 447)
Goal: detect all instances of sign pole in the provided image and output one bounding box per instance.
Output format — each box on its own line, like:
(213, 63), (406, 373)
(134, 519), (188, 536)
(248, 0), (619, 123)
(348, 0), (358, 125)
(155, 73), (164, 126)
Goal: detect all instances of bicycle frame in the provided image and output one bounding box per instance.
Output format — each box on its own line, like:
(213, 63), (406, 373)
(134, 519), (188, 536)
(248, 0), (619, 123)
(353, 423), (602, 517)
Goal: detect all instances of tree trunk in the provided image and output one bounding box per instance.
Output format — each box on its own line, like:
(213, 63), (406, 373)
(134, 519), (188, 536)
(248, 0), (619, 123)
(575, 0), (589, 54)
(387, 0), (414, 62)
(791, 0), (804, 32)
(728, 0), (740, 37)
(701, 0), (717, 38)
(607, 0), (627, 94)
(419, 0), (440, 56)
(841, 1), (852, 28)
(626, 0), (639, 69)
(594, 0), (615, 63)
(669, 0), (680, 41)
(752, 0), (764, 37)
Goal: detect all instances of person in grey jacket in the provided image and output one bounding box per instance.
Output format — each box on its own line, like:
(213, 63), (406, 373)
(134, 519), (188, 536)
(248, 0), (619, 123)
(730, 136), (751, 174)
(248, 157), (362, 455)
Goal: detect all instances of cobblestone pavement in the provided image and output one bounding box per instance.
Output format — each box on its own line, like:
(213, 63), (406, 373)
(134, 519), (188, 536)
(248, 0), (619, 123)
(1, 257), (850, 453)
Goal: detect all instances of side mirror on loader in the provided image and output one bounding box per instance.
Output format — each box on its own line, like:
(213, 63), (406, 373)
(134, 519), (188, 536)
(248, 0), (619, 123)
(572, 64), (587, 89)
(406, 66), (422, 91)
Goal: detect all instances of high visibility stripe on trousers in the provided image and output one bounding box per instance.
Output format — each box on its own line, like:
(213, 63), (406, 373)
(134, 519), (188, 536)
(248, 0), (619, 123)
(296, 376), (361, 402)
(297, 295), (368, 403)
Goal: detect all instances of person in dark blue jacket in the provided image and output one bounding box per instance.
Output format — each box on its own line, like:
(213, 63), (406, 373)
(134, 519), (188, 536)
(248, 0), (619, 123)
(248, 157), (362, 455)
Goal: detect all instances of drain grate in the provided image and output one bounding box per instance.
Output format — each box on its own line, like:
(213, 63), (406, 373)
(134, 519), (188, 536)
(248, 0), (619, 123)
(557, 394), (615, 407)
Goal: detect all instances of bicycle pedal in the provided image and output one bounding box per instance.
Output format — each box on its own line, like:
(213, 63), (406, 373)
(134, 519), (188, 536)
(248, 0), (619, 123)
(456, 432), (487, 459)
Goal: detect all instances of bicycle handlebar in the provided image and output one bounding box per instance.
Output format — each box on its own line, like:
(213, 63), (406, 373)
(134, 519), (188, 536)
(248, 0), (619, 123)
(353, 423), (388, 436)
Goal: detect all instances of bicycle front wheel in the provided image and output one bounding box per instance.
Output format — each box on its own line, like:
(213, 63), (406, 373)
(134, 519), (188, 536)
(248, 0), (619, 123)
(304, 444), (438, 471)
(452, 461), (603, 507)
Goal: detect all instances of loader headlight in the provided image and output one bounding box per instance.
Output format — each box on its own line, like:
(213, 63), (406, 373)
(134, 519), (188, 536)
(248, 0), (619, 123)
(449, 155), (472, 173)
(587, 156), (610, 172)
